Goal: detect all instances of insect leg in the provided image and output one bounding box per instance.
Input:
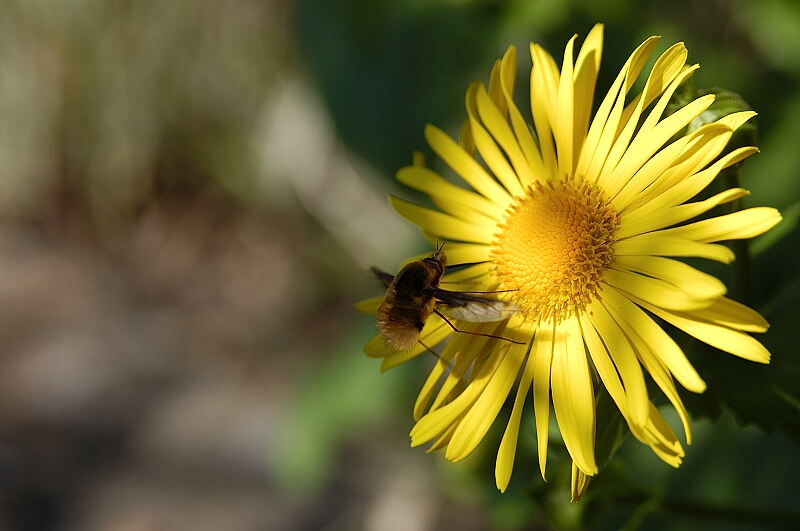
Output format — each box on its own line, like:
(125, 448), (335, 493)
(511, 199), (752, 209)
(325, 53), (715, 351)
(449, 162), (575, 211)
(433, 309), (524, 345)
(418, 339), (467, 386)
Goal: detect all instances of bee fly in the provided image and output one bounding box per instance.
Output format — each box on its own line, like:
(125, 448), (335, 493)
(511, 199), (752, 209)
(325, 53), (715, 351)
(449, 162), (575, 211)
(371, 244), (522, 351)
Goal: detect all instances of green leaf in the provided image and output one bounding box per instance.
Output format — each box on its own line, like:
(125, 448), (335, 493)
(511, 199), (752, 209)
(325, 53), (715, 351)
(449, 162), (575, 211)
(682, 271), (800, 442)
(690, 88), (758, 151)
(273, 324), (414, 493)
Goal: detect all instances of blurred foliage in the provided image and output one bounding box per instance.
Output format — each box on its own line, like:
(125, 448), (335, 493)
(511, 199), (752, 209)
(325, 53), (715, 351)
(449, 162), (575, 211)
(0, 0), (286, 233)
(275, 321), (419, 493)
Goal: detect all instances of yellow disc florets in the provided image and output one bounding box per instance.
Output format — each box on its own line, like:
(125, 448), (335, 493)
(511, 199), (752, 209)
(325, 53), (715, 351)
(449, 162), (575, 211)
(491, 179), (619, 322)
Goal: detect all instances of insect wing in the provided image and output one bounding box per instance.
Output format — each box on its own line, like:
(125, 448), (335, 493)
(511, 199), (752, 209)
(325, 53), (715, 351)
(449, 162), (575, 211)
(433, 288), (519, 323)
(370, 266), (395, 289)
(443, 300), (519, 322)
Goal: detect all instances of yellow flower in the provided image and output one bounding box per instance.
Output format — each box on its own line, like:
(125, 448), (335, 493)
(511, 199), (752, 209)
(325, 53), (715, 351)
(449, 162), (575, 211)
(360, 24), (781, 500)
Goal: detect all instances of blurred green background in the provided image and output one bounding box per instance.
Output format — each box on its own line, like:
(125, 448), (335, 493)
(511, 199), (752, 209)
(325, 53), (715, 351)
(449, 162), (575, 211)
(0, 0), (799, 530)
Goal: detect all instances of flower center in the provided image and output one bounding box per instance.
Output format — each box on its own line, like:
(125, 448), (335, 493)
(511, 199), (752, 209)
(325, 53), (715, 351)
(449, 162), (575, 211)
(491, 180), (619, 322)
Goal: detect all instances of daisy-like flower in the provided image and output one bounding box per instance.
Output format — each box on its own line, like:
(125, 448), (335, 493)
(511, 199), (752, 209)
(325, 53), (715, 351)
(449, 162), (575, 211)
(360, 24), (781, 500)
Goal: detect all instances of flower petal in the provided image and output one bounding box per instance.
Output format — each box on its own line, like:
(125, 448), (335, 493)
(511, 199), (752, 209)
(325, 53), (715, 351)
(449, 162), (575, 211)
(551, 317), (597, 475)
(580, 312), (685, 450)
(457, 58), (508, 155)
(429, 326), (502, 412)
(458, 118), (476, 155)
(597, 44), (691, 193)
(612, 124), (729, 211)
(655, 207), (782, 243)
(638, 300), (771, 363)
(618, 187), (749, 238)
(629, 146), (759, 216)
(601, 294), (694, 444)
(615, 234), (735, 263)
(578, 312), (626, 411)
(603, 286), (706, 393)
(572, 24), (604, 161)
(410, 342), (508, 446)
(530, 43), (560, 175)
(571, 462), (591, 502)
(604, 268), (713, 311)
(430, 196), (498, 225)
(499, 46), (546, 183)
(425, 124), (511, 205)
(644, 403), (684, 466)
(577, 36), (660, 182)
(487, 56), (508, 114)
(413, 330), (472, 420)
(585, 299), (649, 431)
(427, 422), (459, 452)
(356, 296), (383, 315)
(555, 35), (577, 176)
(396, 165), (503, 221)
(496, 323), (537, 492)
(604, 68), (710, 198)
(475, 84), (536, 189)
(390, 196), (497, 244)
(466, 83), (525, 196)
(532, 321), (555, 479)
(436, 242), (492, 265)
(446, 337), (528, 462)
(613, 255), (726, 301)
(657, 111), (758, 187)
(686, 297), (769, 333)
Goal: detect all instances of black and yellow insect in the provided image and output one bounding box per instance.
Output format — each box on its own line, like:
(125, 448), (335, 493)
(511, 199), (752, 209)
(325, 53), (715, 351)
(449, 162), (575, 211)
(371, 245), (521, 350)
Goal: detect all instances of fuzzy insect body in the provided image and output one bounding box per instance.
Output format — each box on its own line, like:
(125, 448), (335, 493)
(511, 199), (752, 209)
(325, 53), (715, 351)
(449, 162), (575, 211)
(372, 249), (520, 350)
